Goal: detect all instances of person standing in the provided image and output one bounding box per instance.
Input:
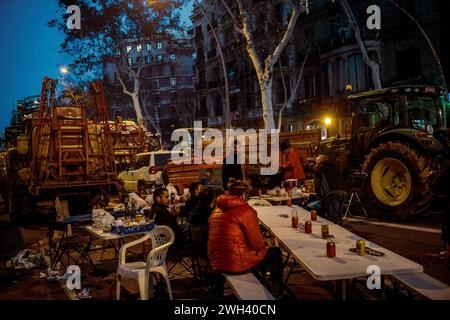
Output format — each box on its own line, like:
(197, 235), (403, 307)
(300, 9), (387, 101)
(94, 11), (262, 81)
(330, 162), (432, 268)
(280, 139), (305, 181)
(433, 166), (450, 267)
(314, 155), (348, 225)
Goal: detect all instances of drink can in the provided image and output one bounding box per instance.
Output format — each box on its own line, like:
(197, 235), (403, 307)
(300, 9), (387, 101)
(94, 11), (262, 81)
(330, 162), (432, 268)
(356, 239), (365, 256)
(305, 221), (312, 234)
(321, 224), (329, 239)
(311, 210), (317, 221)
(327, 240), (336, 258)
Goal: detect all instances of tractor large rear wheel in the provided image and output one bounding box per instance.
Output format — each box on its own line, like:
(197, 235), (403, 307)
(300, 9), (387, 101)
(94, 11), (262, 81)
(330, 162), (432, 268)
(362, 141), (437, 220)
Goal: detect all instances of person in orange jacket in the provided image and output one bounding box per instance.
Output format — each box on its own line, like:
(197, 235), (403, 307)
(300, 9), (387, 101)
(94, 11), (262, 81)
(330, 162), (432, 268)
(280, 139), (306, 181)
(207, 180), (284, 298)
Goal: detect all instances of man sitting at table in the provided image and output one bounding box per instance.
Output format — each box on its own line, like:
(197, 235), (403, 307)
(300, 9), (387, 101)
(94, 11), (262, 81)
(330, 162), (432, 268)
(188, 187), (216, 257)
(149, 187), (188, 248)
(181, 182), (202, 217)
(314, 155), (348, 225)
(207, 180), (285, 298)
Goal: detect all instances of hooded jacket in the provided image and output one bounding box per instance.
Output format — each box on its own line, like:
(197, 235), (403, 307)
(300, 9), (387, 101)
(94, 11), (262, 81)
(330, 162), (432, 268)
(207, 195), (267, 273)
(281, 148), (306, 180)
(314, 160), (348, 199)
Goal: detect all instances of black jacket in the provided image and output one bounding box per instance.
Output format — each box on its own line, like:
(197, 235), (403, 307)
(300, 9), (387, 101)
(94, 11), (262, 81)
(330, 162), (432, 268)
(222, 153), (243, 190)
(189, 204), (213, 227)
(150, 203), (185, 245)
(314, 160), (348, 199)
(181, 195), (200, 217)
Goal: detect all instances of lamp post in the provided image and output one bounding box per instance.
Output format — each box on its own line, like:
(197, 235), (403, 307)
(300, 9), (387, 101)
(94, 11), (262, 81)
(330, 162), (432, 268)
(148, 0), (231, 129)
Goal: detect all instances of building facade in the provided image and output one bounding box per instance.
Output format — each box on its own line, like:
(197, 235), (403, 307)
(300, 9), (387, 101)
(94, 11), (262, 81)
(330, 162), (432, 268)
(103, 33), (196, 142)
(192, 0), (449, 135)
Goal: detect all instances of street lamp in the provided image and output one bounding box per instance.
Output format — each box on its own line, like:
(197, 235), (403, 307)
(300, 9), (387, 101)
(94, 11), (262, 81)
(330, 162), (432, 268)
(59, 66), (69, 75)
(148, 0), (231, 129)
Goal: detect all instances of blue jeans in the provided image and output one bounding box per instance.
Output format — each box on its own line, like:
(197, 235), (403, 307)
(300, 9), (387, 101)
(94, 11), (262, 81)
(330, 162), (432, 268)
(325, 191), (347, 225)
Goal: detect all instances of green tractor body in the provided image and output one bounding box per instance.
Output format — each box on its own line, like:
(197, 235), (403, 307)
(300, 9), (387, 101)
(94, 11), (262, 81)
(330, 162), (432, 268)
(316, 86), (449, 219)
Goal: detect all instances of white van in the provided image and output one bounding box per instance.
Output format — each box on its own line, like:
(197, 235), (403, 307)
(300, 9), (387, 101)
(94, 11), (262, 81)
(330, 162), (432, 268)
(118, 151), (174, 193)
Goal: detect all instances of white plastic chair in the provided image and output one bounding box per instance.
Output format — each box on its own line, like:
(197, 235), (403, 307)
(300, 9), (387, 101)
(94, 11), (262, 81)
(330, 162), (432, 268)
(247, 198), (273, 208)
(116, 225), (175, 300)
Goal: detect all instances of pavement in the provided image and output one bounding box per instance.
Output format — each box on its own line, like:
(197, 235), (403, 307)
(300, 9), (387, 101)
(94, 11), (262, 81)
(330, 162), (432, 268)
(0, 197), (448, 300)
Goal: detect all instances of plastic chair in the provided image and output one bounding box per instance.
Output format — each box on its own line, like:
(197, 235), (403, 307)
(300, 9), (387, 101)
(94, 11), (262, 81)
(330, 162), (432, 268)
(116, 225), (175, 300)
(247, 198), (273, 208)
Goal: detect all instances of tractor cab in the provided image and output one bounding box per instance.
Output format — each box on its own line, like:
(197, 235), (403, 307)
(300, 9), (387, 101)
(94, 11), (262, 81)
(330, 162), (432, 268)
(347, 86), (447, 161)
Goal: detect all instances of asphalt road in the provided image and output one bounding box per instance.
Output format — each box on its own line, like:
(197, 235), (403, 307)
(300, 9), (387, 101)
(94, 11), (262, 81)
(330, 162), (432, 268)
(0, 195), (449, 300)
(344, 209), (449, 286)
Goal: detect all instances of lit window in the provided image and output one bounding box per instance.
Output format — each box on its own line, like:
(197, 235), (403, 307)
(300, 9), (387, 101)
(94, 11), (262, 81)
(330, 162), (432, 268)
(170, 53), (176, 61)
(192, 52), (197, 60)
(126, 46), (132, 53)
(157, 54), (163, 62)
(170, 78), (177, 88)
(115, 48), (121, 56)
(137, 44), (142, 52)
(147, 43), (152, 51)
(147, 55), (153, 64)
(127, 58), (132, 67)
(157, 42), (163, 49)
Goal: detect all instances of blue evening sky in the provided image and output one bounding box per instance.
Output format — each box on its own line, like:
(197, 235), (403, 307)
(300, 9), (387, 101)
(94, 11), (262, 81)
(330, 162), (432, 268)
(0, 0), (194, 133)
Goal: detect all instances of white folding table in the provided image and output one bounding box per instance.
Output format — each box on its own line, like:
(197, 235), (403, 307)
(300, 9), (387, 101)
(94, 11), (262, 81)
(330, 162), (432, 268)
(255, 206), (424, 299)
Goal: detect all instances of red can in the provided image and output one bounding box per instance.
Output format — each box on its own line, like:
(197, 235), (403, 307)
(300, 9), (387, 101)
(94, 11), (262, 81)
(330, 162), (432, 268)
(305, 221), (312, 234)
(311, 210), (317, 221)
(327, 241), (336, 258)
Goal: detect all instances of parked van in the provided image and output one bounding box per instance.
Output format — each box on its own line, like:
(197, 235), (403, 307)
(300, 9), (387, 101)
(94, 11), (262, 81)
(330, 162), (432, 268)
(118, 151), (174, 193)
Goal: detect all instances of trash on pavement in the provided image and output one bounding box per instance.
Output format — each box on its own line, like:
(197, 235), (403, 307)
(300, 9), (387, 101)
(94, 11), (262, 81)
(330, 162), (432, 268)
(6, 249), (45, 270)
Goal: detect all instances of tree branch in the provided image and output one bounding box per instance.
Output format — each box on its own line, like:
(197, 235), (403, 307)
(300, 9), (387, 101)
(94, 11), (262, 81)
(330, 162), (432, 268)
(236, 0), (264, 81)
(265, 4), (301, 75)
(338, 0), (382, 89)
(116, 71), (132, 96)
(219, 0), (244, 34)
(278, 47), (310, 130)
(387, 0), (447, 92)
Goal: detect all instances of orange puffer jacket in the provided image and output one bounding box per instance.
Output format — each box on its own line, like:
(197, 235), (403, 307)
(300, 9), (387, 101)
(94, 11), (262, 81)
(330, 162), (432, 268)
(207, 195), (268, 273)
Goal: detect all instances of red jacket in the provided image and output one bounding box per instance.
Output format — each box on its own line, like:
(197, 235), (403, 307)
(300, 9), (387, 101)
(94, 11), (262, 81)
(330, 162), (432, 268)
(281, 148), (306, 180)
(207, 195), (268, 273)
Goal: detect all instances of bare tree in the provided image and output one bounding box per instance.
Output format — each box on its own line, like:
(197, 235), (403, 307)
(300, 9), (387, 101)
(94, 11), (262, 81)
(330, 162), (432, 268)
(278, 47), (310, 130)
(337, 0), (382, 89)
(50, 0), (187, 132)
(220, 0), (305, 130)
(115, 47), (147, 130)
(387, 0), (447, 92)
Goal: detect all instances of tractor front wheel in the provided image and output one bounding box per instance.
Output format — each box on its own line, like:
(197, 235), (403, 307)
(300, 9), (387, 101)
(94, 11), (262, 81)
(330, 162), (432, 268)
(362, 141), (437, 220)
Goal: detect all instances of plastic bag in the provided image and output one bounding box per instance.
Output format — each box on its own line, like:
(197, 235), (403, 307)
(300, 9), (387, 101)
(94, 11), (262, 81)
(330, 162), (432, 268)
(128, 193), (147, 208)
(92, 208), (115, 230)
(6, 249), (44, 270)
(165, 183), (180, 200)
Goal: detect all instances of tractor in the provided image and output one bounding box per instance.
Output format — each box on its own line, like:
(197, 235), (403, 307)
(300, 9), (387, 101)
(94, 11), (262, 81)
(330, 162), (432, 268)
(315, 86), (449, 219)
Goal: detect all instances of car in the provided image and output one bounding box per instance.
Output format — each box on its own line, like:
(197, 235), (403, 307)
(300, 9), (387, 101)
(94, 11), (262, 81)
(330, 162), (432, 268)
(118, 151), (175, 193)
